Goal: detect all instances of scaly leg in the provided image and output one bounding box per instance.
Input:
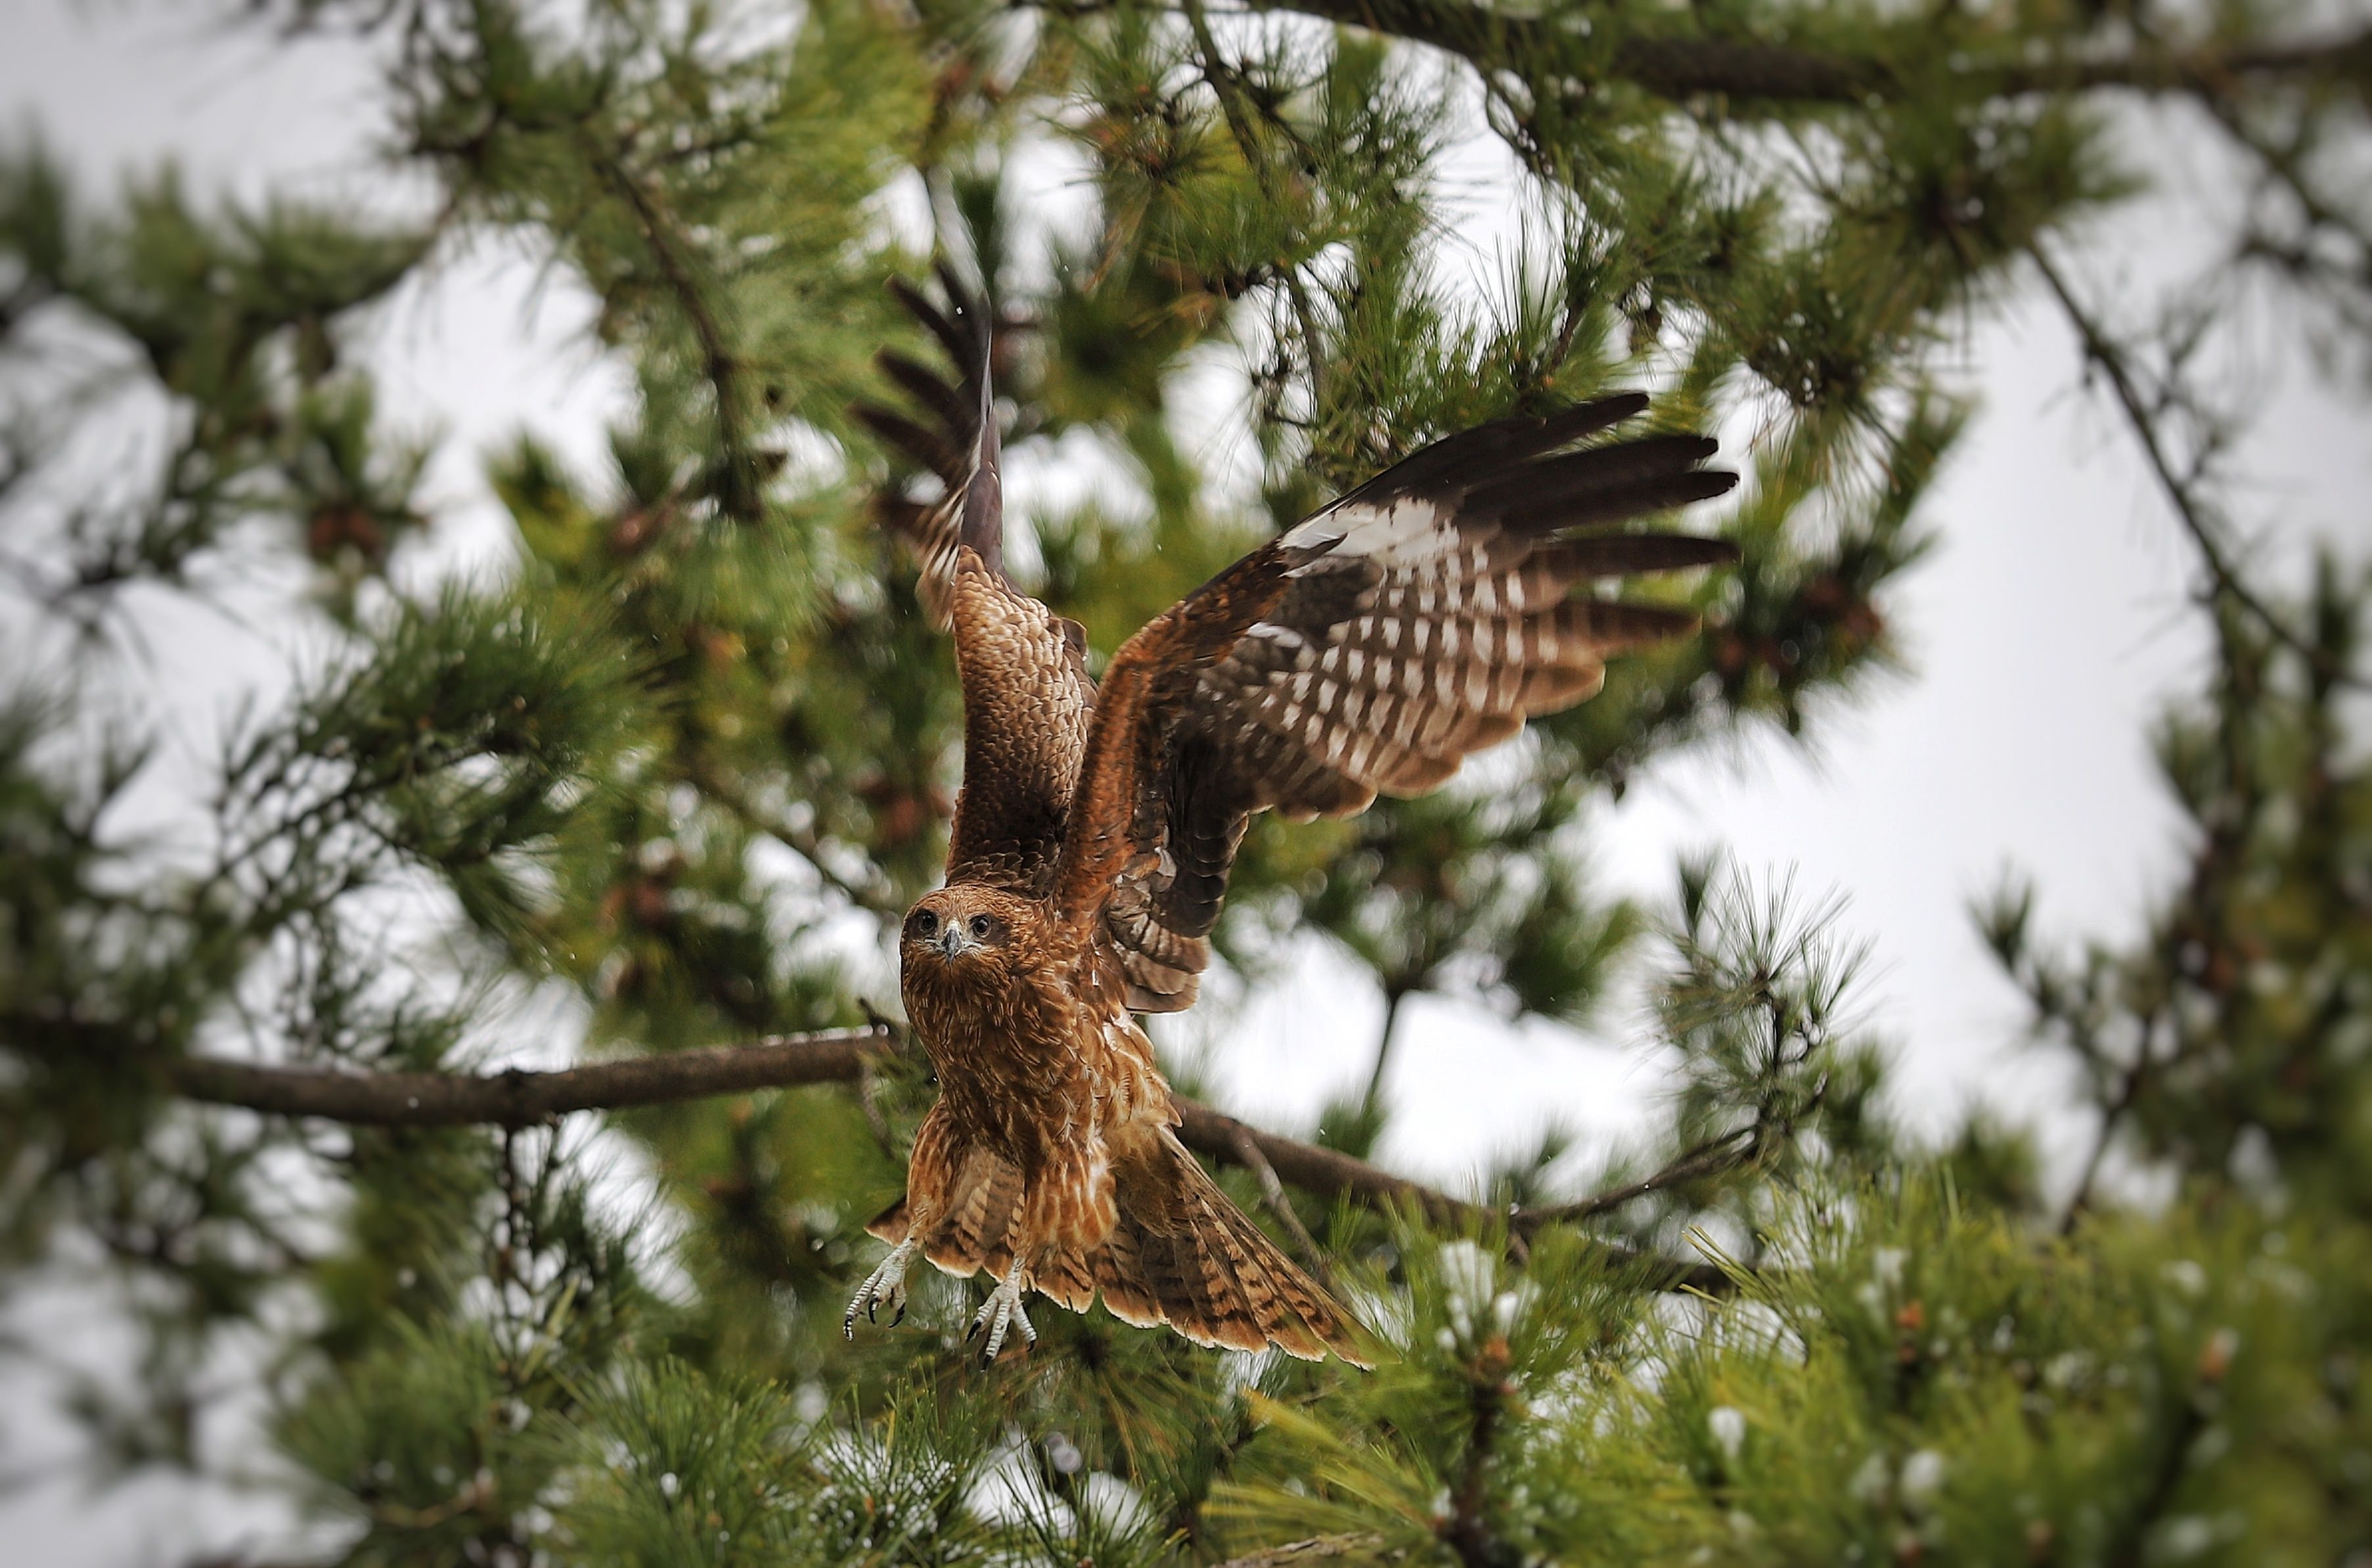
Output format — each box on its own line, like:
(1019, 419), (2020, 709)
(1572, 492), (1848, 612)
(966, 1257), (1037, 1365)
(843, 1238), (918, 1338)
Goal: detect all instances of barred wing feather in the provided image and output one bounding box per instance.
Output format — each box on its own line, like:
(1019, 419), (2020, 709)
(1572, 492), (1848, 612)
(1075, 396), (1739, 1011)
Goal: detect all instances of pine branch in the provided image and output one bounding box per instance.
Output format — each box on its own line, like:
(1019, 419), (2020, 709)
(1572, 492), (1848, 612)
(1184, 0), (1331, 422)
(581, 132), (762, 524)
(686, 758), (905, 918)
(160, 1033), (1736, 1290)
(1214, 1533), (1389, 1567)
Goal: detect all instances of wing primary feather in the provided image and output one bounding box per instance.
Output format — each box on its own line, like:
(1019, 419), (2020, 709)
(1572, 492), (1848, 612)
(1356, 392), (1654, 498)
(875, 349), (972, 436)
(1469, 433), (1721, 516)
(1504, 467), (1739, 534)
(1575, 601), (1703, 648)
(958, 328), (1003, 576)
(1535, 533), (1741, 577)
(1524, 390), (1655, 451)
(888, 273), (973, 374)
(853, 405), (966, 479)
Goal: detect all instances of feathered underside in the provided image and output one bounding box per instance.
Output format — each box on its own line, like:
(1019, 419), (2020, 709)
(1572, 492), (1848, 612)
(857, 274), (1740, 1010)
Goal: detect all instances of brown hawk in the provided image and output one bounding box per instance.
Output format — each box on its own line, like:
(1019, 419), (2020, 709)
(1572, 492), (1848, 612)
(845, 271), (1739, 1366)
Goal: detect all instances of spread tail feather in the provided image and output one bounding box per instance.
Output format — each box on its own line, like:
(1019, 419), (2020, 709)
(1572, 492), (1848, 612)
(1089, 1130), (1371, 1366)
(863, 1123), (1368, 1366)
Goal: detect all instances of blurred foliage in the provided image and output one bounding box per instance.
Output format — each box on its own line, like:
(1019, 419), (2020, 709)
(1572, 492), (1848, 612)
(1, 0), (2367, 1561)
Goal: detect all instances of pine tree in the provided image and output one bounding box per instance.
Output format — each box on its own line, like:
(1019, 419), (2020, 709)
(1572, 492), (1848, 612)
(2, 0), (2367, 1561)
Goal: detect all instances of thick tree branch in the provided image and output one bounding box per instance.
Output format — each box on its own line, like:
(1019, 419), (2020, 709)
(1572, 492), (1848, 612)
(1236, 0), (2368, 108)
(161, 1032), (1735, 1291)
(160, 1029), (899, 1127)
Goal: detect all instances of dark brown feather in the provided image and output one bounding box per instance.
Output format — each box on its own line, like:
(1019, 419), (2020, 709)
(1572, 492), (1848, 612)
(853, 404), (967, 480)
(1536, 533), (1742, 577)
(888, 269), (975, 376)
(876, 349), (972, 435)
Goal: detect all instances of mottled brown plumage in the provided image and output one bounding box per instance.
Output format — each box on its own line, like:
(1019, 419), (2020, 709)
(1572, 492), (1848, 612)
(845, 271), (1740, 1365)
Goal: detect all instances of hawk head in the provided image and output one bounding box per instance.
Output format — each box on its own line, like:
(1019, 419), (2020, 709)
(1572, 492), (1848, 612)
(899, 885), (1038, 976)
(897, 885), (1049, 1041)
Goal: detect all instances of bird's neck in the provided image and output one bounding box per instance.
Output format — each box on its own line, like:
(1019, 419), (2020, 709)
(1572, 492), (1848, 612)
(903, 955), (1066, 1073)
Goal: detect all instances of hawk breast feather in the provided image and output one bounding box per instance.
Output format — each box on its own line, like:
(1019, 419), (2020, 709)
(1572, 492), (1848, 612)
(858, 276), (1740, 1012)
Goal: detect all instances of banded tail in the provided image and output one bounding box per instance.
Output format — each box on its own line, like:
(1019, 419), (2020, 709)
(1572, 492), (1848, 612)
(864, 1129), (1370, 1366)
(1087, 1130), (1368, 1365)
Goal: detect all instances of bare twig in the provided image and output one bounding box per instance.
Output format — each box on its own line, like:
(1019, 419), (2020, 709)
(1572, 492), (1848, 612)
(2060, 1010), (2162, 1233)
(1230, 1122), (1339, 1291)
(2029, 242), (2365, 692)
(1526, 1125), (1760, 1224)
(585, 134), (761, 523)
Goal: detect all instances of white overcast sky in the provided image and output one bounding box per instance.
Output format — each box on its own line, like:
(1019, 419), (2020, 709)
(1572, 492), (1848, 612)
(2, 0), (2366, 1560)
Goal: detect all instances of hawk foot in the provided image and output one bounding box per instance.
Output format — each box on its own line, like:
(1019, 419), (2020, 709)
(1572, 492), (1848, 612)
(967, 1261), (1036, 1366)
(844, 1238), (917, 1339)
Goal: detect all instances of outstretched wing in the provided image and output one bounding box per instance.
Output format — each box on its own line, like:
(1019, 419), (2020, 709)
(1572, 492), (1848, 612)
(855, 271), (1094, 892)
(1058, 396), (1740, 1010)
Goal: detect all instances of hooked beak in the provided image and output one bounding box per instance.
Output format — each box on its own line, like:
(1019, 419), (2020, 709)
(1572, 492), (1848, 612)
(936, 924), (968, 961)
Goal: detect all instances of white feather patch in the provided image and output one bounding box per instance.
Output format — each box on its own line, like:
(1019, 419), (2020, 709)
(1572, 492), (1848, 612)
(1291, 497), (1454, 568)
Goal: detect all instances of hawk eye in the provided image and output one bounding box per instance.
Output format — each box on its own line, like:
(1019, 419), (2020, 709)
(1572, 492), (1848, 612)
(908, 908), (937, 938)
(969, 914), (996, 940)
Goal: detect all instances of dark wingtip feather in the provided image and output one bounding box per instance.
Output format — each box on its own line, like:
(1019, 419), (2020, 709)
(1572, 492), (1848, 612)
(1475, 432), (1725, 518)
(853, 403), (965, 479)
(1533, 390), (1651, 449)
(1546, 533), (1742, 577)
(1336, 391), (1655, 503)
(891, 269), (981, 379)
(876, 348), (970, 433)
(1518, 466), (1740, 533)
(1583, 601), (1705, 650)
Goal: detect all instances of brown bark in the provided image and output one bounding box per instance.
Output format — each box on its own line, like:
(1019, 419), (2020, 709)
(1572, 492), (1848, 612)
(160, 1028), (895, 1128)
(1243, 0), (2368, 108)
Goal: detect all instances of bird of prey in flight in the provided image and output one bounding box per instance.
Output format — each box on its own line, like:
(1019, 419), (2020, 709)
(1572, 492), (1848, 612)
(846, 270), (1738, 1365)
